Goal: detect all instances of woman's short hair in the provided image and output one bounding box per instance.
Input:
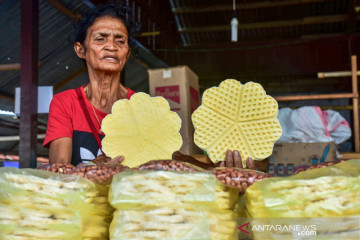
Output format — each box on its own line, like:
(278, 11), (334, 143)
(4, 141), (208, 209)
(71, 3), (140, 45)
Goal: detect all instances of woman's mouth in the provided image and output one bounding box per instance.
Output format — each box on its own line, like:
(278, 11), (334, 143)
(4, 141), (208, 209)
(103, 56), (118, 62)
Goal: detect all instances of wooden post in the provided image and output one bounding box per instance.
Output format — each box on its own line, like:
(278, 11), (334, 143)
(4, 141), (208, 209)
(20, 0), (39, 168)
(351, 55), (360, 152)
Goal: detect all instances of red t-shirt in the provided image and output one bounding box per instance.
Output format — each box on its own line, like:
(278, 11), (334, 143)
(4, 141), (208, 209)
(43, 85), (135, 166)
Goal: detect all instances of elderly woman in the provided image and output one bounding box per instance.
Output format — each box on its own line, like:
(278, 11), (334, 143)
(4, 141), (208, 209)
(43, 3), (255, 169)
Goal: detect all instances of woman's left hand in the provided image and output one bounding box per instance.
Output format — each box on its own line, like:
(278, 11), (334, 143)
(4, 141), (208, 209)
(104, 156), (124, 165)
(218, 150), (256, 170)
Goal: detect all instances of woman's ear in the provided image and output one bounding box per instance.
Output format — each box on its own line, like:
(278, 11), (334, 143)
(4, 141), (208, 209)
(74, 42), (86, 59)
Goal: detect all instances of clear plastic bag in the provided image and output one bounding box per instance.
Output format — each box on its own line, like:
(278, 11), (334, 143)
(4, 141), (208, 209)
(110, 170), (238, 210)
(110, 203), (238, 240)
(242, 160), (360, 239)
(0, 167), (113, 240)
(109, 170), (240, 240)
(245, 159), (360, 218)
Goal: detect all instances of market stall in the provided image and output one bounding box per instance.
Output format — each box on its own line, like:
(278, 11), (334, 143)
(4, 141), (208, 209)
(1, 78), (359, 240)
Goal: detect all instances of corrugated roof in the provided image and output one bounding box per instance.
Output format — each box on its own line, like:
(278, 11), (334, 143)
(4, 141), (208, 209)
(0, 0), (169, 156)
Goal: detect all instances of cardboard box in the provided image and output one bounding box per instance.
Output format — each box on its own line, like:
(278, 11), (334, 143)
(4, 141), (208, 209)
(148, 66), (202, 155)
(268, 142), (338, 176)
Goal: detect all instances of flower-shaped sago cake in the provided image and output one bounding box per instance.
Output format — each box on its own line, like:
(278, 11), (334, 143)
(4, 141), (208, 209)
(102, 92), (183, 168)
(192, 79), (282, 167)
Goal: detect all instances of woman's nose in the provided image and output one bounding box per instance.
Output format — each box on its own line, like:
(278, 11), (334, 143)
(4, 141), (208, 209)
(105, 39), (117, 51)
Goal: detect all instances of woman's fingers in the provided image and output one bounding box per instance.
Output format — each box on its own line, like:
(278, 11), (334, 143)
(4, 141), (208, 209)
(233, 150), (242, 168)
(113, 156), (124, 163)
(105, 156), (124, 165)
(223, 150), (257, 170)
(246, 158), (256, 170)
(225, 150), (234, 168)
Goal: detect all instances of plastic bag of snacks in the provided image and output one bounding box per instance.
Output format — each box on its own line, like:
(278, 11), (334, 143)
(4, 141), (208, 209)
(243, 159), (360, 239)
(109, 170), (240, 240)
(110, 170), (238, 210)
(0, 168), (114, 240)
(110, 204), (238, 240)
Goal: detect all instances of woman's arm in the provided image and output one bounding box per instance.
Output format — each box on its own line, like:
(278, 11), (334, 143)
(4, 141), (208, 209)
(49, 137), (72, 164)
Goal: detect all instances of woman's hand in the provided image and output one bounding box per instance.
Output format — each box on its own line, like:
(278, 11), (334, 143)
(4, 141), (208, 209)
(104, 155), (124, 165)
(91, 155), (124, 165)
(218, 150), (256, 170)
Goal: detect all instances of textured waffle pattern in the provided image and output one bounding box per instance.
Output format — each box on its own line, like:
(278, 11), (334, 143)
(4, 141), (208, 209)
(192, 79), (282, 166)
(101, 93), (183, 168)
(191, 107), (233, 149)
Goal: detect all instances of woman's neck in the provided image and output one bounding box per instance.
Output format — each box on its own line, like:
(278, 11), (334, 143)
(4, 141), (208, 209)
(85, 71), (128, 113)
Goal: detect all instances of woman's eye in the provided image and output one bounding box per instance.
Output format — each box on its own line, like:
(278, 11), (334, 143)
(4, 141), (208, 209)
(117, 40), (125, 44)
(95, 38), (104, 41)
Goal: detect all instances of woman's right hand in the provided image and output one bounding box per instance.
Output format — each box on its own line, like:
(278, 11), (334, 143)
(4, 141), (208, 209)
(217, 150), (256, 170)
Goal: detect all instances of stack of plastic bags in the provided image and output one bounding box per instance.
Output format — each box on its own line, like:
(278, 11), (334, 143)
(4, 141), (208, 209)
(109, 170), (240, 240)
(0, 168), (114, 240)
(244, 159), (360, 239)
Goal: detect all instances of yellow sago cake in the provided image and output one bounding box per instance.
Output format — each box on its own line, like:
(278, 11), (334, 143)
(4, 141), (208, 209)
(101, 92), (183, 168)
(192, 79), (282, 167)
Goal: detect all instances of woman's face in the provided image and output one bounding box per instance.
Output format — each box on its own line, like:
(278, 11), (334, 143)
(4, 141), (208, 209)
(75, 16), (130, 73)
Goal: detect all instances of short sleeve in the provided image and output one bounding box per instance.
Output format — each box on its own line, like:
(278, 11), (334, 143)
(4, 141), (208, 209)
(43, 95), (73, 148)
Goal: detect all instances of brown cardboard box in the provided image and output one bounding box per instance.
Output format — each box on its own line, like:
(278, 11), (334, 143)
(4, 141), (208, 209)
(148, 66), (202, 155)
(268, 142), (338, 176)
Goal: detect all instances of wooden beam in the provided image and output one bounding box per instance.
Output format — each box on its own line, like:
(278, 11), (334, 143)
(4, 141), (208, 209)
(0, 93), (14, 101)
(0, 62), (42, 71)
(0, 134), (46, 142)
(139, 31), (160, 37)
(0, 153), (49, 163)
(20, 0), (38, 169)
(341, 152), (360, 159)
(274, 93), (358, 101)
(47, 0), (78, 19)
(54, 66), (86, 91)
(178, 14), (348, 33)
(0, 63), (21, 71)
(318, 70), (360, 78)
(351, 55), (359, 152)
(172, 0), (335, 13)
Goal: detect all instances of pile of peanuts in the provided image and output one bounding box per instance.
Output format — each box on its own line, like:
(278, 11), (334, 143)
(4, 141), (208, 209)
(39, 163), (129, 185)
(135, 160), (200, 172)
(71, 164), (130, 185)
(38, 163), (75, 174)
(294, 159), (346, 175)
(39, 159), (273, 189)
(211, 168), (271, 194)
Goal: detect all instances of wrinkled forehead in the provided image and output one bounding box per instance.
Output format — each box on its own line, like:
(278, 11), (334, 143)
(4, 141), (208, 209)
(87, 16), (129, 38)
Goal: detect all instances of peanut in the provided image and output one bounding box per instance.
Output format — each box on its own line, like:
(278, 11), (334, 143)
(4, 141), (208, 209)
(211, 168), (270, 194)
(136, 160), (200, 172)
